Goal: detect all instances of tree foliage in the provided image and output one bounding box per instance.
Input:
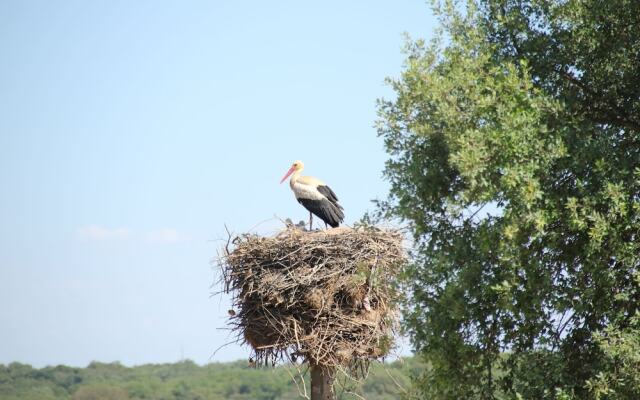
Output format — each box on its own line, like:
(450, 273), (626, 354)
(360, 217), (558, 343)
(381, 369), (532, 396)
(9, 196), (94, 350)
(377, 0), (640, 399)
(0, 358), (422, 400)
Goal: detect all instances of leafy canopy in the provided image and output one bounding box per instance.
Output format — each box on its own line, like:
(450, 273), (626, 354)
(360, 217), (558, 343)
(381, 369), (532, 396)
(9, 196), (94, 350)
(377, 0), (640, 399)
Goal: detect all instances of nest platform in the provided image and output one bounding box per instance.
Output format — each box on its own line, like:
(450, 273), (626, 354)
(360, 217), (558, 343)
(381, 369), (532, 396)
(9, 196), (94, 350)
(221, 226), (405, 371)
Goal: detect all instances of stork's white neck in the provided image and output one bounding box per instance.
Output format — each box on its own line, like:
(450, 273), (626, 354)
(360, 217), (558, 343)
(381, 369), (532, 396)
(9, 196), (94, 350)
(289, 168), (303, 189)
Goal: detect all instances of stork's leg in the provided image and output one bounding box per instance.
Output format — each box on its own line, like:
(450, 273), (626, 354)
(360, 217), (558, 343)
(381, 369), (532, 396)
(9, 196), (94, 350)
(309, 211), (313, 230)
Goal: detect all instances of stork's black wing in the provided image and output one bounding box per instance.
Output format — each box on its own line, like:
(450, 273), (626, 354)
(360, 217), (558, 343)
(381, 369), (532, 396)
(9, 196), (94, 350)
(317, 185), (341, 208)
(298, 197), (344, 228)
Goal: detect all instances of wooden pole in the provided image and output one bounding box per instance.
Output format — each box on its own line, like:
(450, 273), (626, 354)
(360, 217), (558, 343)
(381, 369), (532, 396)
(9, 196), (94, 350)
(310, 364), (335, 400)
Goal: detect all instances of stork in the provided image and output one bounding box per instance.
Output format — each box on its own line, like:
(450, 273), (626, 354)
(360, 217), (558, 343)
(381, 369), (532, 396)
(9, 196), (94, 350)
(280, 160), (344, 229)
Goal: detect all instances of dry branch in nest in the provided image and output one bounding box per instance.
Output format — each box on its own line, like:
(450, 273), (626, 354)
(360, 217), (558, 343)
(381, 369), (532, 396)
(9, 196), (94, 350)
(219, 226), (405, 376)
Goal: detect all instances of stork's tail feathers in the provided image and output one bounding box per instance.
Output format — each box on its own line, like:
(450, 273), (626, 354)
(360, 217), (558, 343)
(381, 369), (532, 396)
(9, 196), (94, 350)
(326, 201), (345, 228)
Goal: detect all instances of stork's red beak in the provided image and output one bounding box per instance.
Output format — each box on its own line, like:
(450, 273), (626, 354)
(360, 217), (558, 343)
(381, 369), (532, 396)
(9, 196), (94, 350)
(280, 166), (295, 184)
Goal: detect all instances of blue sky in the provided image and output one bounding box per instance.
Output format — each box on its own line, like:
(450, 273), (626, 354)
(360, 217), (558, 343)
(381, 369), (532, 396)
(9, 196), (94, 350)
(0, 0), (435, 367)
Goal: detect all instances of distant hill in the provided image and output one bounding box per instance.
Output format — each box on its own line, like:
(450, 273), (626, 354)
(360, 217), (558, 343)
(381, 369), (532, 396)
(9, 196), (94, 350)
(0, 357), (422, 400)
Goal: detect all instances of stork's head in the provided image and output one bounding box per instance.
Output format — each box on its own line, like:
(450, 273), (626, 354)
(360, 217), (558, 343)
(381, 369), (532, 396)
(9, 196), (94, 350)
(280, 160), (304, 183)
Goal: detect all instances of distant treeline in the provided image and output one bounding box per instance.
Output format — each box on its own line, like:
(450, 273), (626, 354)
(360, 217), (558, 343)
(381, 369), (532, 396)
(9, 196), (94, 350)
(0, 357), (422, 400)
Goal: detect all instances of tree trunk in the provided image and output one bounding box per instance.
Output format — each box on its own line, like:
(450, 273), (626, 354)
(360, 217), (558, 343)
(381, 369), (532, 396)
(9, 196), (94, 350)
(310, 364), (335, 400)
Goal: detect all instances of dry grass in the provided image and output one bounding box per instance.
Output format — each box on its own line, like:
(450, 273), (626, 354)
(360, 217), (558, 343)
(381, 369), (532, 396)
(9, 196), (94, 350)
(219, 226), (405, 374)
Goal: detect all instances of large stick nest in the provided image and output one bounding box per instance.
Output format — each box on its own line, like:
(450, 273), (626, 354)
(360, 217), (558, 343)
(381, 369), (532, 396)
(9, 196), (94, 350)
(220, 226), (405, 371)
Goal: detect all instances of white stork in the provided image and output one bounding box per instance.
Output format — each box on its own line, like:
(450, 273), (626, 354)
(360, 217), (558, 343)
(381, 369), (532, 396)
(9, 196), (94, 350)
(280, 160), (344, 229)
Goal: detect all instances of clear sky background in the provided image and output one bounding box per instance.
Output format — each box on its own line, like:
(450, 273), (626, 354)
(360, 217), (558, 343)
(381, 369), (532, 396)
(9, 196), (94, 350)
(0, 0), (435, 367)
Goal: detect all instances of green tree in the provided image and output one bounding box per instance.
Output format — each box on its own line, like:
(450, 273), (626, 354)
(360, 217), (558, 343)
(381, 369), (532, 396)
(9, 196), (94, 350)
(72, 384), (129, 400)
(377, 0), (640, 399)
